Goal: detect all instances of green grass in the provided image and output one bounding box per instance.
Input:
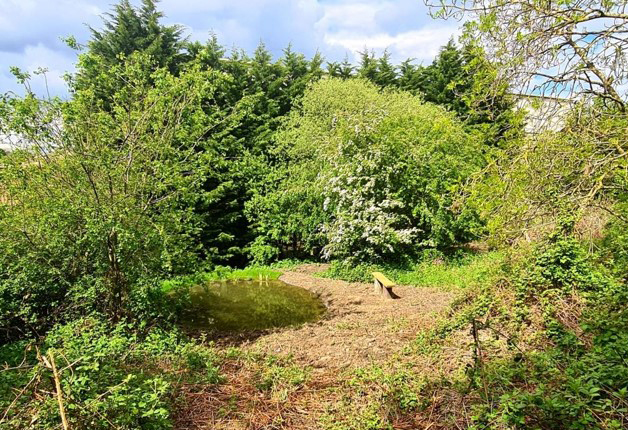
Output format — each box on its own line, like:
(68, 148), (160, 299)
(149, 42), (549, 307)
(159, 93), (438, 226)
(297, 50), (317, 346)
(268, 258), (314, 270)
(161, 266), (282, 293)
(388, 251), (504, 290)
(210, 266), (282, 281)
(321, 251), (504, 291)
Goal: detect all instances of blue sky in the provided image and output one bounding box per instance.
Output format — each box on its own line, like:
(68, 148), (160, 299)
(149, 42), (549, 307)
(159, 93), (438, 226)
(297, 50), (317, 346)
(0, 0), (462, 98)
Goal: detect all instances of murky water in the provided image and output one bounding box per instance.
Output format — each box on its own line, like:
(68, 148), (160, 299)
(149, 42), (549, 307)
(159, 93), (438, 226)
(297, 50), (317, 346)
(180, 279), (326, 332)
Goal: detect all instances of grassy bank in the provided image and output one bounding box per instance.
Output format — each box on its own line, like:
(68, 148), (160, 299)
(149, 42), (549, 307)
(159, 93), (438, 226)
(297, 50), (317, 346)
(161, 266), (283, 293)
(321, 250), (504, 291)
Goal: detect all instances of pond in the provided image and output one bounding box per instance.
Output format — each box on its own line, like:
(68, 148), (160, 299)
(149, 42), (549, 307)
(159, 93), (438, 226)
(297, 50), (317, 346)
(180, 279), (326, 333)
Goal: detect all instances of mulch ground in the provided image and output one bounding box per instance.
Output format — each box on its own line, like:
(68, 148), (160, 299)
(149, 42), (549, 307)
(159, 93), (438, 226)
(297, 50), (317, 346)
(173, 264), (458, 429)
(246, 264), (454, 369)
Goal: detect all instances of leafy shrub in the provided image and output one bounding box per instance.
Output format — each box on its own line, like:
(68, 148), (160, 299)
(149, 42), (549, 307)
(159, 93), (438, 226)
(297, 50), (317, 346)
(0, 319), (222, 429)
(249, 78), (484, 264)
(0, 54), (237, 336)
(602, 201), (628, 280)
(445, 232), (628, 429)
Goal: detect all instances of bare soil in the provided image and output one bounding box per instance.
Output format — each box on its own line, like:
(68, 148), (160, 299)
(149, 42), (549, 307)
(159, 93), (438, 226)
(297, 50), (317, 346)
(244, 264), (455, 369)
(174, 264), (459, 429)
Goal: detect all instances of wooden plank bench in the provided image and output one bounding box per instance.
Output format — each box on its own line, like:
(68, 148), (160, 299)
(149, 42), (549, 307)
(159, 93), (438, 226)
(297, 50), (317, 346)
(372, 272), (396, 299)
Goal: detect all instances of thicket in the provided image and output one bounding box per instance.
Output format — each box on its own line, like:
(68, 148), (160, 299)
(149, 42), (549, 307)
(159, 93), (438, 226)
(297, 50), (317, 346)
(248, 78), (484, 264)
(1, 0), (627, 428)
(427, 219), (628, 429)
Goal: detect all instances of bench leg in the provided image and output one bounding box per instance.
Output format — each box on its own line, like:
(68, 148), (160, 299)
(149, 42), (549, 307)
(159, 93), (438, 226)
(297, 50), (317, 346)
(374, 279), (382, 295)
(381, 286), (393, 300)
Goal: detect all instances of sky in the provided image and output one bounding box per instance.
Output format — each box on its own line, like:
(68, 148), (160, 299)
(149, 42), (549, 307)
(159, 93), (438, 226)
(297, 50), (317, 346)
(0, 0), (462, 99)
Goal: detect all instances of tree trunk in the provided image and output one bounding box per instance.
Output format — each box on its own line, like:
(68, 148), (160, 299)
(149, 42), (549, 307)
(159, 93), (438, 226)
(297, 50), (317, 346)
(106, 230), (126, 321)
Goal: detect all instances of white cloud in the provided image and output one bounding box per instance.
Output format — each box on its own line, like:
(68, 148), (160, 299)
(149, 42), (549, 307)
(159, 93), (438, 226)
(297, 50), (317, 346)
(317, 2), (380, 33)
(0, 0), (463, 96)
(324, 26), (461, 63)
(316, 0), (459, 63)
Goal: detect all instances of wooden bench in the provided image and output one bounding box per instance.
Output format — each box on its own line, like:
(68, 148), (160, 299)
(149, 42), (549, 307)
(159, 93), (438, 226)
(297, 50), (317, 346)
(372, 272), (396, 299)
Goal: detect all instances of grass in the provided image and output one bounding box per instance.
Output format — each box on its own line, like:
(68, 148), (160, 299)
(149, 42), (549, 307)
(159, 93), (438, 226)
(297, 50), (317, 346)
(321, 250), (504, 291)
(387, 251), (504, 290)
(208, 266), (282, 281)
(161, 266), (282, 292)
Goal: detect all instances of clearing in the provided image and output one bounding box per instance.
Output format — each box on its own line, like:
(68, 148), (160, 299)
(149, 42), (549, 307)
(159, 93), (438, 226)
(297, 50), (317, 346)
(174, 264), (463, 429)
(247, 264), (454, 368)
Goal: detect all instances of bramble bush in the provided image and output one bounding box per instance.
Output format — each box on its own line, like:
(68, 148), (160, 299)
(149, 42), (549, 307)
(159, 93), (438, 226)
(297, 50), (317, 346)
(444, 223), (628, 429)
(0, 318), (221, 429)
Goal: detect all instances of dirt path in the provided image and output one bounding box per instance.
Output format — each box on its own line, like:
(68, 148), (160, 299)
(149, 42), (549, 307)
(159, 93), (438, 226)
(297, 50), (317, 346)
(174, 265), (459, 429)
(244, 264), (455, 369)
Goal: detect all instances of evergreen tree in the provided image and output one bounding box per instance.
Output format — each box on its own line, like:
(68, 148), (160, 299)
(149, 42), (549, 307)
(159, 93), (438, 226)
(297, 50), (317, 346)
(73, 0), (186, 105)
(374, 50), (397, 87)
(280, 44), (310, 115)
(397, 59), (422, 93)
(89, 0), (184, 70)
(396, 40), (520, 146)
(416, 40), (468, 116)
(357, 49), (378, 81)
(339, 55), (355, 79)
(189, 33), (225, 71)
(308, 51), (325, 81)
(326, 61), (341, 77)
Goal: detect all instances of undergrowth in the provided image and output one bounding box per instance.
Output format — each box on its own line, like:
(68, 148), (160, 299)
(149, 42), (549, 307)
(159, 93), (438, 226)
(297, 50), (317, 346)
(317, 223), (628, 429)
(0, 318), (221, 429)
(161, 266), (282, 293)
(322, 249), (504, 291)
(420, 222), (628, 429)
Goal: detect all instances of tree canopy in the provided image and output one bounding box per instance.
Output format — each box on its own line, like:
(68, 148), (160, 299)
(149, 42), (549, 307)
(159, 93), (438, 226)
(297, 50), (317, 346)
(248, 78), (484, 263)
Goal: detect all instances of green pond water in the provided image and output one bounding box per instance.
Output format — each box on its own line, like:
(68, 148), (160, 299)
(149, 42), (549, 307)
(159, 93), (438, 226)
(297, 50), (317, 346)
(180, 279), (326, 332)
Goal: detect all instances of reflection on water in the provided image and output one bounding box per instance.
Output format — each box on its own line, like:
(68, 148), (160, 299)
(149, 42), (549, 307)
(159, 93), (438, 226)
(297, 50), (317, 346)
(180, 279), (326, 332)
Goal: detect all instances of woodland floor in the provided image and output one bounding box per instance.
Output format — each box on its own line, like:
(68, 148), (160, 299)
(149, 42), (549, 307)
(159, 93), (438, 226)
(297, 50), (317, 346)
(174, 264), (464, 429)
(250, 264), (454, 369)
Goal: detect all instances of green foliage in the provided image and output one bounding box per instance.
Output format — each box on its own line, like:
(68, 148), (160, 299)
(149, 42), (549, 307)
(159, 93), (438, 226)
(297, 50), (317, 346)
(7, 2), (627, 428)
(357, 41), (522, 147)
(182, 39), (326, 266)
(602, 202), (628, 279)
(250, 78), (484, 264)
(74, 0), (186, 101)
(438, 231), (628, 429)
(523, 236), (609, 294)
(68, 4), (184, 119)
(0, 53), (238, 333)
(469, 105), (628, 243)
(0, 318), (221, 429)
(323, 250), (504, 290)
(160, 266), (282, 293)
(89, 0), (185, 67)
